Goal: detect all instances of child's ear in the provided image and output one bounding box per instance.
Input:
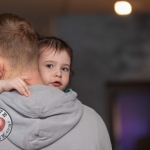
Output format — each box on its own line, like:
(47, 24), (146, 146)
(0, 58), (4, 78)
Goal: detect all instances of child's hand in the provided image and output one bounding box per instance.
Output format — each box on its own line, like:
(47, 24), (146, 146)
(0, 76), (31, 97)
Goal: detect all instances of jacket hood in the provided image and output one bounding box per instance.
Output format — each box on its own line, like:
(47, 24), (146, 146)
(0, 85), (83, 150)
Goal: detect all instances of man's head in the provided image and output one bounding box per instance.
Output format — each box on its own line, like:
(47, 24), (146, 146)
(0, 13), (39, 79)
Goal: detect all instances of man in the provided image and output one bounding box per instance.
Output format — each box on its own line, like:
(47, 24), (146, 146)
(0, 13), (112, 150)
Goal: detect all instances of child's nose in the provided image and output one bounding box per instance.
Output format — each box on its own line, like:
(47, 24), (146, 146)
(54, 69), (62, 77)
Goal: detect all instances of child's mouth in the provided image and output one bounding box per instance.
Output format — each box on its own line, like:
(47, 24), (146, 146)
(52, 81), (61, 87)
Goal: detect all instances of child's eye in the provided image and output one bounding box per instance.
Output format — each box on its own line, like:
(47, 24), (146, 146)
(62, 67), (69, 72)
(46, 64), (53, 68)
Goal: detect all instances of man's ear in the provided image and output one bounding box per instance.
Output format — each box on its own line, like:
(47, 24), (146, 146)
(0, 58), (4, 78)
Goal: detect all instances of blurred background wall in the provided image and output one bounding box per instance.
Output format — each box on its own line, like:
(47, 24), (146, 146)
(1, 0), (150, 149)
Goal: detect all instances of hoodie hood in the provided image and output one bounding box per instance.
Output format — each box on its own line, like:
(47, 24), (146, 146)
(0, 85), (83, 150)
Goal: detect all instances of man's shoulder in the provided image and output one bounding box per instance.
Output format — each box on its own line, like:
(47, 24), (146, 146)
(29, 84), (61, 91)
(80, 105), (112, 149)
(82, 104), (109, 134)
(83, 104), (104, 120)
(83, 104), (100, 117)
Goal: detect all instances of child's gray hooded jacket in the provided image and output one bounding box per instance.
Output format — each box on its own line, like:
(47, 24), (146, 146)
(0, 85), (112, 150)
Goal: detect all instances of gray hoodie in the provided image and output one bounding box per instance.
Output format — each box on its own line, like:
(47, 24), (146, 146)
(0, 85), (112, 150)
(0, 85), (83, 150)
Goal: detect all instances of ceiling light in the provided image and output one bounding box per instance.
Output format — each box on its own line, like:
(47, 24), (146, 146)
(114, 1), (132, 15)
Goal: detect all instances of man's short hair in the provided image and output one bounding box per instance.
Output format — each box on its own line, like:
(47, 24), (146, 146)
(0, 13), (38, 72)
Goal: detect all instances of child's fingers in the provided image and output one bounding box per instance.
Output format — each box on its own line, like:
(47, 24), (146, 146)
(19, 76), (31, 96)
(19, 80), (31, 96)
(20, 76), (31, 81)
(15, 84), (29, 97)
(13, 84), (27, 96)
(15, 79), (31, 96)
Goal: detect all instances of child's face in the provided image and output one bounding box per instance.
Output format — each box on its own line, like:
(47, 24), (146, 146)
(38, 48), (70, 90)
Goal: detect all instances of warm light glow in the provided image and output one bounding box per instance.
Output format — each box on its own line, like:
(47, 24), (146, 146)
(114, 1), (132, 15)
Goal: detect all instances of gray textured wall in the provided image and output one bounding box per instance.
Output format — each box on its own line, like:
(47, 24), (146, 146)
(55, 14), (150, 130)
